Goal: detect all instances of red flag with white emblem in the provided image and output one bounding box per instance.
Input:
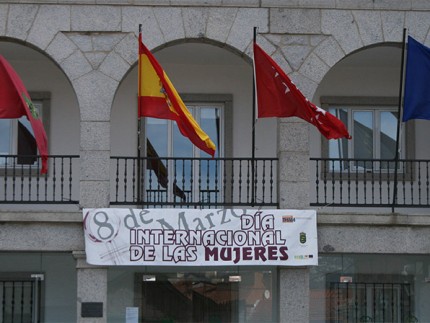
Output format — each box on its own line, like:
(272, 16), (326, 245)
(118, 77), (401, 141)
(253, 42), (351, 140)
(0, 55), (48, 173)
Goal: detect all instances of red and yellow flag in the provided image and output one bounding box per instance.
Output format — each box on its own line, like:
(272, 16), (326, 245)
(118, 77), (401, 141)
(138, 33), (216, 157)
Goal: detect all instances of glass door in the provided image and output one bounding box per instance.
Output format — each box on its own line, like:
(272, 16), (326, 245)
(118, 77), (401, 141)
(137, 270), (274, 323)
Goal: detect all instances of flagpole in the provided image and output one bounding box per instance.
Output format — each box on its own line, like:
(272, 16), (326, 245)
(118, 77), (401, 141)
(251, 26), (257, 207)
(392, 28), (407, 213)
(137, 24), (142, 205)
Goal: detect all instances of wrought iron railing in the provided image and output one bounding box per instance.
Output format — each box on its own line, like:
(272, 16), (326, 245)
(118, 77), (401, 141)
(0, 280), (36, 322)
(329, 281), (412, 322)
(310, 158), (430, 207)
(111, 156), (278, 208)
(0, 155), (79, 204)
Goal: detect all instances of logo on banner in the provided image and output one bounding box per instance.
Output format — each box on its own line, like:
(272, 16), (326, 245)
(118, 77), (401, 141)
(84, 210), (122, 243)
(294, 254), (314, 260)
(282, 215), (296, 223)
(299, 232), (307, 244)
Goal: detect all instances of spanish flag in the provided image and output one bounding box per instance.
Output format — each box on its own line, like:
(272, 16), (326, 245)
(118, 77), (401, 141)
(138, 33), (216, 157)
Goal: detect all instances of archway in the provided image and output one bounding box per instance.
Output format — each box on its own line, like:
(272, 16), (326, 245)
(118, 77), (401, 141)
(0, 40), (80, 155)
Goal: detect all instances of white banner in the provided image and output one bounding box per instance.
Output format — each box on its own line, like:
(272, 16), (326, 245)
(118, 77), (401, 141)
(83, 208), (318, 266)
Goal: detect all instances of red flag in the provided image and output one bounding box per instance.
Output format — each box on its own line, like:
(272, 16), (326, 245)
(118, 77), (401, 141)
(138, 33), (216, 157)
(0, 55), (48, 173)
(253, 42), (351, 140)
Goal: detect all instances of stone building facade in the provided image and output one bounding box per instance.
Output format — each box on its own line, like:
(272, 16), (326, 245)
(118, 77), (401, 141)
(1, 1), (430, 322)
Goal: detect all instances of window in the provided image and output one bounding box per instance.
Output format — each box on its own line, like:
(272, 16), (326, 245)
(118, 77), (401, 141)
(321, 97), (413, 172)
(144, 94), (232, 205)
(0, 92), (50, 169)
(329, 280), (411, 323)
(310, 254), (426, 323)
(146, 103), (222, 159)
(0, 273), (44, 323)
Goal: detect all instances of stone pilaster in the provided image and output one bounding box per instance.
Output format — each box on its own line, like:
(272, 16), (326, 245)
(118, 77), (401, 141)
(279, 268), (310, 323)
(277, 99), (311, 323)
(73, 251), (108, 323)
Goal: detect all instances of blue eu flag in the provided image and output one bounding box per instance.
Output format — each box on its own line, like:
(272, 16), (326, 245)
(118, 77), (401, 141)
(403, 36), (430, 122)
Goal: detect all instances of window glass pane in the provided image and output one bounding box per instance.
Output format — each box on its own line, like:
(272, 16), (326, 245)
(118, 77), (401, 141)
(146, 118), (168, 156)
(17, 117), (37, 165)
(380, 111), (398, 160)
(0, 119), (11, 166)
(173, 108), (194, 202)
(326, 104), (405, 172)
(200, 107), (220, 158)
(146, 118), (169, 202)
(17, 101), (43, 165)
(353, 111), (373, 169)
(328, 108), (349, 171)
(199, 107), (221, 203)
(0, 119), (11, 154)
(173, 124), (193, 158)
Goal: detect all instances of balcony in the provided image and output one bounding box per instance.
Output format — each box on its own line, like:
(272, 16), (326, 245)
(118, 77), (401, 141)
(0, 155), (79, 204)
(4, 156), (430, 209)
(0, 155), (278, 208)
(310, 158), (430, 208)
(111, 157), (279, 208)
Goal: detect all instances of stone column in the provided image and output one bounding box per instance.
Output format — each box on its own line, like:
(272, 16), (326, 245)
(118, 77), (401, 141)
(77, 71), (116, 209)
(69, 26), (135, 322)
(74, 251), (108, 323)
(278, 118), (310, 323)
(75, 69), (116, 323)
(73, 54), (120, 323)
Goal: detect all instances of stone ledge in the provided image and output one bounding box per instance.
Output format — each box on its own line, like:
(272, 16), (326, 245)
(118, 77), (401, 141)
(73, 250), (107, 269)
(317, 213), (430, 226)
(1, 210), (429, 226)
(0, 211), (82, 223)
(2, 0), (428, 11)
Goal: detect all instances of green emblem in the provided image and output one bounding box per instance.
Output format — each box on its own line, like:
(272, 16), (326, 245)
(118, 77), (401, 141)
(22, 93), (39, 119)
(299, 232), (307, 244)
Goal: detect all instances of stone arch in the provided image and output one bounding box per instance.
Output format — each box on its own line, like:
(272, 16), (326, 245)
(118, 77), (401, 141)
(315, 41), (403, 101)
(0, 6), (100, 121)
(0, 34), (79, 88)
(293, 9), (429, 101)
(1, 4), (78, 84)
(308, 39), (404, 101)
(0, 37), (81, 156)
(254, 9), (429, 103)
(0, 4), (269, 121)
(251, 32), (403, 103)
(122, 5), (269, 61)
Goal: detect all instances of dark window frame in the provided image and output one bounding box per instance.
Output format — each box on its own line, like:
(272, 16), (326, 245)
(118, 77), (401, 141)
(320, 96), (415, 181)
